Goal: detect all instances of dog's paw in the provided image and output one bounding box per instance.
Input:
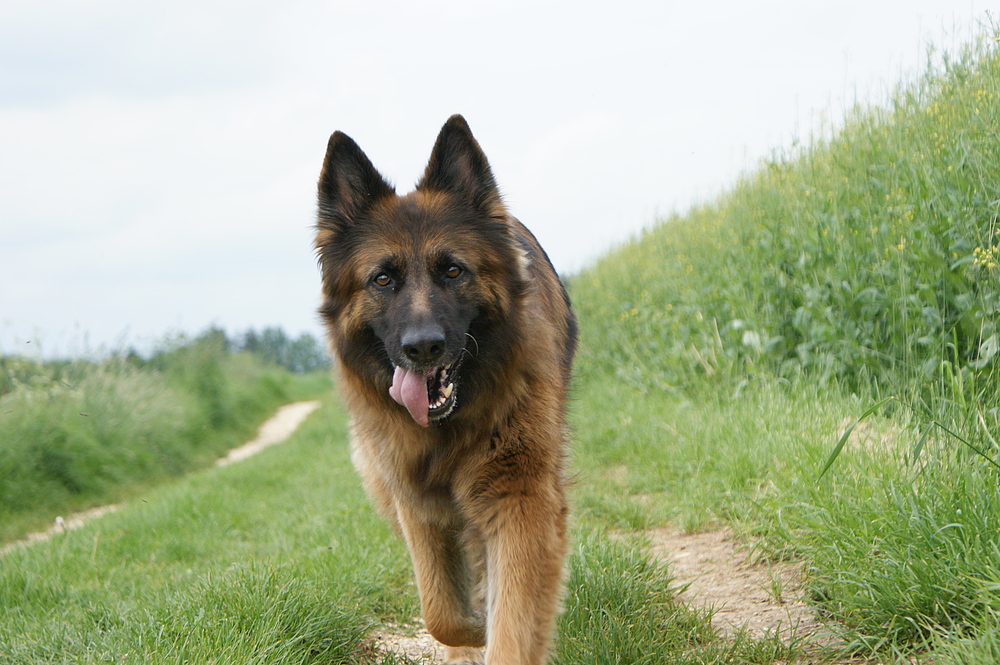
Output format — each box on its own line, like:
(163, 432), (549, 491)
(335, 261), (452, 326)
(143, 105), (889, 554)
(442, 645), (484, 665)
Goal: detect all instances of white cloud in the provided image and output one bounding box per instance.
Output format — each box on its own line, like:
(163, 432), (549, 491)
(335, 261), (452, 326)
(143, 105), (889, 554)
(0, 0), (986, 354)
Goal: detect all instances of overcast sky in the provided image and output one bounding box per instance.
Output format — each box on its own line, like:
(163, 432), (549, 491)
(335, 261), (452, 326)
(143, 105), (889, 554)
(0, 0), (985, 357)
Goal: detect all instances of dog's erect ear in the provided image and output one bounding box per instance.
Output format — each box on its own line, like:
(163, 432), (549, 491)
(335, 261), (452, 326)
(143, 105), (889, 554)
(417, 115), (505, 219)
(317, 131), (395, 230)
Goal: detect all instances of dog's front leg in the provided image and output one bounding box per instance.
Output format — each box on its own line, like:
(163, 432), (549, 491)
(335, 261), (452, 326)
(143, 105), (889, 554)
(481, 489), (568, 665)
(394, 501), (487, 651)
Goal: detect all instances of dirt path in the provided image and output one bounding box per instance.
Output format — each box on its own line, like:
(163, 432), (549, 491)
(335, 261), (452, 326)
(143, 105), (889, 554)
(215, 400), (322, 466)
(649, 528), (834, 643)
(369, 624), (444, 663)
(373, 528), (841, 663)
(0, 400), (322, 557)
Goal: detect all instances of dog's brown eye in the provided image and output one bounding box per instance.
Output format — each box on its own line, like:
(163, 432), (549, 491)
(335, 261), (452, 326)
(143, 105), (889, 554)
(374, 273), (392, 287)
(445, 265), (462, 279)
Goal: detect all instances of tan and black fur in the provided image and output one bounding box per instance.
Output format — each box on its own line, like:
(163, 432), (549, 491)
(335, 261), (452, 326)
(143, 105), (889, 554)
(315, 115), (576, 665)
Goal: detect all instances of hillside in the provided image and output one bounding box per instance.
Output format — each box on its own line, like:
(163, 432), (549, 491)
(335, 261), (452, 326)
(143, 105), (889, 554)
(568, 28), (1000, 662)
(0, 329), (331, 543)
(575, 34), (998, 406)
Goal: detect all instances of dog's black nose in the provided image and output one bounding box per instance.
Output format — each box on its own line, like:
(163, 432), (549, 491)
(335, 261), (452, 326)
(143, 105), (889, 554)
(401, 327), (446, 366)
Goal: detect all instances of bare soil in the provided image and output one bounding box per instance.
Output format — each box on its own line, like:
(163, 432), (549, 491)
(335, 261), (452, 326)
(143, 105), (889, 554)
(370, 623), (445, 663)
(649, 528), (835, 643)
(215, 400), (322, 466)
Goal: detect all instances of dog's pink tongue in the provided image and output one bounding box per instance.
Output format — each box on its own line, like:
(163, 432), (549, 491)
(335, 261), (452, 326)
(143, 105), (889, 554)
(389, 366), (430, 427)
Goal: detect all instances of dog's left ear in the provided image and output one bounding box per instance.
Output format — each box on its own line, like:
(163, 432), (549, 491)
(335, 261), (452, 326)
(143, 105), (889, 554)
(417, 115), (506, 220)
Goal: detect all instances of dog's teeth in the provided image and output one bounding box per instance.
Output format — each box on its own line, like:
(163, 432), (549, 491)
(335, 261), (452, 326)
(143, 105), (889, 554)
(442, 383), (453, 399)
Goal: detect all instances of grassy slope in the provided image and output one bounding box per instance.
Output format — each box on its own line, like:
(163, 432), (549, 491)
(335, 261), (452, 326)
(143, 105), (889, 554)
(0, 335), (332, 544)
(569, 28), (1000, 662)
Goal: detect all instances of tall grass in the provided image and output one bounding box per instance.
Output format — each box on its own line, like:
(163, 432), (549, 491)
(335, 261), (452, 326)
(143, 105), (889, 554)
(569, 25), (1000, 660)
(0, 329), (331, 543)
(575, 28), (1000, 416)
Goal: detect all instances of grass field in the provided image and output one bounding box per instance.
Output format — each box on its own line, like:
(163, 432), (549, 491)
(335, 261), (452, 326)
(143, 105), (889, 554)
(3, 23), (1000, 665)
(0, 398), (793, 665)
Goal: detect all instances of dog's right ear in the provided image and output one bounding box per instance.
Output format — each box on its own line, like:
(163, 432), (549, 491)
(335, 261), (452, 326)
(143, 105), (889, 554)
(317, 131), (395, 231)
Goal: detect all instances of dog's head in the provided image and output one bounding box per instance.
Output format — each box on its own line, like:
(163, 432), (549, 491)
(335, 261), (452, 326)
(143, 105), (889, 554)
(315, 115), (529, 427)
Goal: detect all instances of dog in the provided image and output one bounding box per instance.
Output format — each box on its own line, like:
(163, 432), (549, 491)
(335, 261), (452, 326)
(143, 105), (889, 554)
(314, 115), (577, 665)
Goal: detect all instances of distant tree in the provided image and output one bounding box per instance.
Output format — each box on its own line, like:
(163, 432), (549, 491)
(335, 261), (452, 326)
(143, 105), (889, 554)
(258, 326), (290, 368)
(238, 329), (260, 355)
(200, 326), (231, 350)
(287, 332), (331, 373)
(235, 326), (330, 373)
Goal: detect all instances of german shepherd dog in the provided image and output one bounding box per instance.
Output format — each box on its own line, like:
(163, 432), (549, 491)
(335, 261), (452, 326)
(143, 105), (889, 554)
(315, 115), (576, 665)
